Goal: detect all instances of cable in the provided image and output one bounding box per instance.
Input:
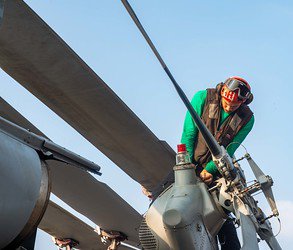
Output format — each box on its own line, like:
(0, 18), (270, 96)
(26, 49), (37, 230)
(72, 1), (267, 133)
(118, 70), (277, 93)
(274, 217), (282, 237)
(226, 141), (248, 155)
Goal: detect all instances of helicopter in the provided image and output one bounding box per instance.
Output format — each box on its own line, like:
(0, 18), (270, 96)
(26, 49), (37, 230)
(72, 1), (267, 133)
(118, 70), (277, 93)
(0, 0), (284, 249)
(0, 1), (173, 249)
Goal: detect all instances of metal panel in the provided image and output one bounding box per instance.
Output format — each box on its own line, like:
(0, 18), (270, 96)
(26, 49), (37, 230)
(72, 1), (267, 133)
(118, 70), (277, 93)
(0, 0), (175, 190)
(0, 98), (142, 245)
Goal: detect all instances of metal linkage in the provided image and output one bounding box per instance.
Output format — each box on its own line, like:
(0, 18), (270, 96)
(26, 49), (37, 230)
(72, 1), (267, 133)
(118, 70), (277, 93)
(212, 146), (238, 182)
(96, 227), (127, 250)
(52, 237), (79, 250)
(244, 153), (279, 216)
(240, 180), (261, 196)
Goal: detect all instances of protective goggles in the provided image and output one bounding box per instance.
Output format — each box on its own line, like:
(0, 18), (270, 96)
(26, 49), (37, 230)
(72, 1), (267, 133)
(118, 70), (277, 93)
(224, 78), (251, 100)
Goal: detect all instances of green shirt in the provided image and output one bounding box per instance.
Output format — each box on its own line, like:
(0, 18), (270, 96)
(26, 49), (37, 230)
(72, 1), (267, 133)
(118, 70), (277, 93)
(181, 90), (254, 176)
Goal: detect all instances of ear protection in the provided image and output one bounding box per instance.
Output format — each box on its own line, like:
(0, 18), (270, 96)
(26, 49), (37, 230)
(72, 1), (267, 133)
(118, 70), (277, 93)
(216, 82), (253, 105)
(244, 93), (253, 105)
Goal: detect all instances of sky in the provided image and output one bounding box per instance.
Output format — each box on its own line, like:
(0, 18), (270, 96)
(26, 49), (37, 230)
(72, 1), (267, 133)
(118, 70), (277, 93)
(1, 0), (293, 249)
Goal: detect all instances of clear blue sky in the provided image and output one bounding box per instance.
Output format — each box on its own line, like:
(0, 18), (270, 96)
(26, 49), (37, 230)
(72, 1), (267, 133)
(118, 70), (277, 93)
(1, 0), (292, 249)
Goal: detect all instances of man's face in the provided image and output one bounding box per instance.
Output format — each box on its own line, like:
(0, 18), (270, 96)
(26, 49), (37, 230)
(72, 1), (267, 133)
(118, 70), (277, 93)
(221, 85), (244, 113)
(221, 97), (242, 113)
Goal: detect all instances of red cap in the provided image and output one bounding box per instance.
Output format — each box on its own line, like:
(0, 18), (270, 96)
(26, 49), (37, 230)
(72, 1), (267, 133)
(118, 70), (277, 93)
(177, 144), (186, 153)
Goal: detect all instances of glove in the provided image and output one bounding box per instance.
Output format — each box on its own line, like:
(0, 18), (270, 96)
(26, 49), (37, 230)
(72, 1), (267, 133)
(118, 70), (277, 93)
(200, 169), (213, 185)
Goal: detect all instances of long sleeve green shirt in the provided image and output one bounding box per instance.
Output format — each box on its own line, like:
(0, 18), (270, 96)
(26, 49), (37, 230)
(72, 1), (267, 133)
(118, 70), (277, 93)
(181, 90), (254, 176)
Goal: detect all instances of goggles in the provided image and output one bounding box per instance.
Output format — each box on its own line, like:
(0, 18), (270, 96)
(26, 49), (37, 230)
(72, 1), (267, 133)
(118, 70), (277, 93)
(224, 78), (251, 100)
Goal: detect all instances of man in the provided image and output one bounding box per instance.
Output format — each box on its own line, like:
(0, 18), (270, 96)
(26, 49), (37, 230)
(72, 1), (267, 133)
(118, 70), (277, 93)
(181, 76), (254, 249)
(182, 76), (254, 184)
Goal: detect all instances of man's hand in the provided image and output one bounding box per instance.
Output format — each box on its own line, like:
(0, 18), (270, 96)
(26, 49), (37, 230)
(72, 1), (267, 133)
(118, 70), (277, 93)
(200, 169), (213, 185)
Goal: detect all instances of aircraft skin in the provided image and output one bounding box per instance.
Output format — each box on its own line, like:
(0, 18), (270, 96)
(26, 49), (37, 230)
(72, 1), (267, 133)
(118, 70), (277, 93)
(0, 1), (282, 250)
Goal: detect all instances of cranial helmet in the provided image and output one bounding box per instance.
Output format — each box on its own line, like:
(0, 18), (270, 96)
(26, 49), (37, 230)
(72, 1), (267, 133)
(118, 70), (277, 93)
(221, 76), (253, 104)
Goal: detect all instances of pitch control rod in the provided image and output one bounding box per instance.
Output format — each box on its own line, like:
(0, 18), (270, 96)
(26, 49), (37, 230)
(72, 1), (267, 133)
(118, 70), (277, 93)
(121, 0), (221, 158)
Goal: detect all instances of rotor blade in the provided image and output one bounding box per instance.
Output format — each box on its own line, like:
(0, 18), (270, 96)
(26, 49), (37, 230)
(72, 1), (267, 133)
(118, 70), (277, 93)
(0, 98), (142, 246)
(0, 0), (175, 191)
(0, 97), (44, 136)
(48, 160), (142, 246)
(121, 0), (222, 158)
(39, 200), (104, 250)
(39, 200), (132, 250)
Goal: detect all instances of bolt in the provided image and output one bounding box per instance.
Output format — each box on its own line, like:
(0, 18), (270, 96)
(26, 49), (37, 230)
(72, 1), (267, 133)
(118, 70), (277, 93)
(224, 199), (231, 207)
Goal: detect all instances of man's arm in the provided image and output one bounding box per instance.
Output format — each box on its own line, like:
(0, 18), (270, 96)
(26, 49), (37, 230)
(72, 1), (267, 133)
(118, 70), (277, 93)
(205, 115), (255, 176)
(181, 90), (207, 161)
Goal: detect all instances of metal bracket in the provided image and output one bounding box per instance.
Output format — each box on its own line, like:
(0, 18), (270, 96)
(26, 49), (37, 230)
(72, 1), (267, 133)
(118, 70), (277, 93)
(52, 237), (79, 250)
(95, 227), (127, 250)
(245, 153), (279, 216)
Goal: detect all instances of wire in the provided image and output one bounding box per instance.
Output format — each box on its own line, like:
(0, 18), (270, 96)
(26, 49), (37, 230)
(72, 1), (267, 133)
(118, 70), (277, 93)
(226, 141), (248, 155)
(274, 217), (282, 237)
